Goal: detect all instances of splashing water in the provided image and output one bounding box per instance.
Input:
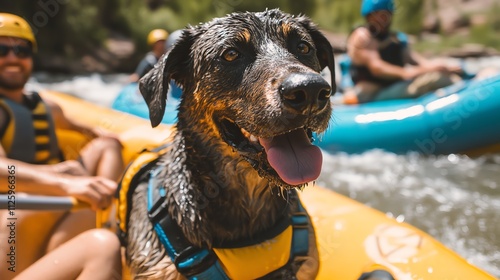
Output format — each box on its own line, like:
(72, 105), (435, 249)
(318, 150), (500, 277)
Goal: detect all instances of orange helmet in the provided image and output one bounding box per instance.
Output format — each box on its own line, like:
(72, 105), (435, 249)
(147, 29), (168, 46)
(0, 13), (37, 52)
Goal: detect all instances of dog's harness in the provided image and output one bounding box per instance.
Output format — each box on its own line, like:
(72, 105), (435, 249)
(117, 144), (311, 279)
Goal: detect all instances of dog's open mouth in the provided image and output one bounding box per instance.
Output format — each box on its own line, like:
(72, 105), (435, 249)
(218, 118), (322, 186)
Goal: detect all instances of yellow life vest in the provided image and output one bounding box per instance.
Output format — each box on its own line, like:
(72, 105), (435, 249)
(116, 143), (172, 235)
(0, 92), (61, 164)
(117, 143), (311, 279)
(212, 226), (293, 279)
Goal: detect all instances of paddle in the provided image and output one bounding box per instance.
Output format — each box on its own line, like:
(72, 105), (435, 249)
(0, 194), (89, 211)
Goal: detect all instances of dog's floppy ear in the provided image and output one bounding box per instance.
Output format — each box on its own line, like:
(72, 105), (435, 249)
(297, 17), (337, 94)
(139, 29), (193, 127)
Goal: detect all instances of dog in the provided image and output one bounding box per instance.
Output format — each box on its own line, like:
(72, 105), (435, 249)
(122, 9), (335, 280)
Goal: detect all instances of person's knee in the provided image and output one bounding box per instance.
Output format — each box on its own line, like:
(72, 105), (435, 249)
(87, 229), (120, 246)
(92, 137), (122, 153)
(83, 229), (121, 256)
(80, 229), (122, 279)
(408, 71), (454, 96)
(83, 137), (123, 162)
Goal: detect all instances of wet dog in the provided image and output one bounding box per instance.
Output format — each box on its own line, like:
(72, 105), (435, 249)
(124, 9), (335, 279)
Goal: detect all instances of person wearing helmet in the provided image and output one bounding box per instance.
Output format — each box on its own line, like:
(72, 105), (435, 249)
(129, 28), (168, 82)
(343, 0), (462, 104)
(0, 13), (124, 278)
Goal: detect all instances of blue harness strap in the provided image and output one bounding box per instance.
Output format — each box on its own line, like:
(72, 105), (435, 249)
(147, 170), (310, 279)
(147, 168), (229, 280)
(291, 199), (310, 257)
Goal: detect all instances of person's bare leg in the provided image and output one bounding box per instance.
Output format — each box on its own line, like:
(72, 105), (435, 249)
(79, 137), (124, 181)
(44, 209), (96, 253)
(78, 137), (123, 228)
(14, 229), (122, 280)
(0, 210), (65, 280)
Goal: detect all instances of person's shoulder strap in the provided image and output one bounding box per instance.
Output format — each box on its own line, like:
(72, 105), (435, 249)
(22, 91), (43, 110)
(0, 100), (11, 140)
(395, 31), (409, 47)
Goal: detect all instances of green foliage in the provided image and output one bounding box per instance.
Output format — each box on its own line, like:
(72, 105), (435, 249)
(113, 2), (174, 53)
(1, 0), (499, 72)
(313, 0), (363, 33)
(487, 2), (500, 32)
(469, 24), (500, 49)
(392, 0), (424, 35)
(64, 1), (107, 48)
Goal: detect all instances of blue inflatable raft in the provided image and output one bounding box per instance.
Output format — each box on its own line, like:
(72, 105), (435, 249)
(111, 82), (181, 125)
(112, 74), (500, 155)
(324, 73), (500, 154)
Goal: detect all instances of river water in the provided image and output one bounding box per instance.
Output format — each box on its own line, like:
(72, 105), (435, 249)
(30, 67), (500, 277)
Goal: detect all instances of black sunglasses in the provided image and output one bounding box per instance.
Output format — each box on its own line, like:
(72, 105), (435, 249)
(0, 44), (33, 58)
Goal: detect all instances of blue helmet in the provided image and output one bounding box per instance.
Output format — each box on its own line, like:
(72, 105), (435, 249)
(361, 0), (394, 17)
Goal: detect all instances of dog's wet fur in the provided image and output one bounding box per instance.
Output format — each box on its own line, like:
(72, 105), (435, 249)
(125, 9), (335, 279)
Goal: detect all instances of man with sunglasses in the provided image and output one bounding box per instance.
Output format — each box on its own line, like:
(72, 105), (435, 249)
(0, 13), (124, 278)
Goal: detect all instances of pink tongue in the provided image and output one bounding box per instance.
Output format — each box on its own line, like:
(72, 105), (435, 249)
(259, 129), (322, 185)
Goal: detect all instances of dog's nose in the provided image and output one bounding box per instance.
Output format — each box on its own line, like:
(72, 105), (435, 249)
(279, 73), (331, 114)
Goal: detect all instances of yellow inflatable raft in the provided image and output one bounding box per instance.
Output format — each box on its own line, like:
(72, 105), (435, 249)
(41, 91), (496, 280)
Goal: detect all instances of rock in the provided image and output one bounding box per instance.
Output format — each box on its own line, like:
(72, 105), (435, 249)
(421, 33), (442, 43)
(435, 0), (496, 33)
(105, 38), (135, 59)
(423, 14), (440, 33)
(81, 55), (108, 73)
(470, 14), (488, 26)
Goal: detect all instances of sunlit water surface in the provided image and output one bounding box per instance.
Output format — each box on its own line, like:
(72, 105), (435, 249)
(31, 72), (500, 277)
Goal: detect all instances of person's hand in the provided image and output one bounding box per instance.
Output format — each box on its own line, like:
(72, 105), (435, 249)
(426, 62), (462, 75)
(61, 176), (117, 211)
(51, 160), (89, 176)
(403, 67), (425, 80)
(445, 64), (463, 75)
(129, 73), (139, 83)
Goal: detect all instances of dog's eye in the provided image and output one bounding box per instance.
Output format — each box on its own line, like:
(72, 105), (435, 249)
(222, 49), (240, 62)
(297, 42), (310, 54)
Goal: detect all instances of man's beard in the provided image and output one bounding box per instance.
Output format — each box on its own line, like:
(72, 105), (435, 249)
(0, 72), (30, 90)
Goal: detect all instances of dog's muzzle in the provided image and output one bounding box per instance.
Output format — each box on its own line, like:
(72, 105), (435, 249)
(279, 73), (331, 115)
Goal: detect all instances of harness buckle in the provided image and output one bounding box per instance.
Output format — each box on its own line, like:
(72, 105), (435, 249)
(148, 195), (168, 224)
(175, 247), (218, 276)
